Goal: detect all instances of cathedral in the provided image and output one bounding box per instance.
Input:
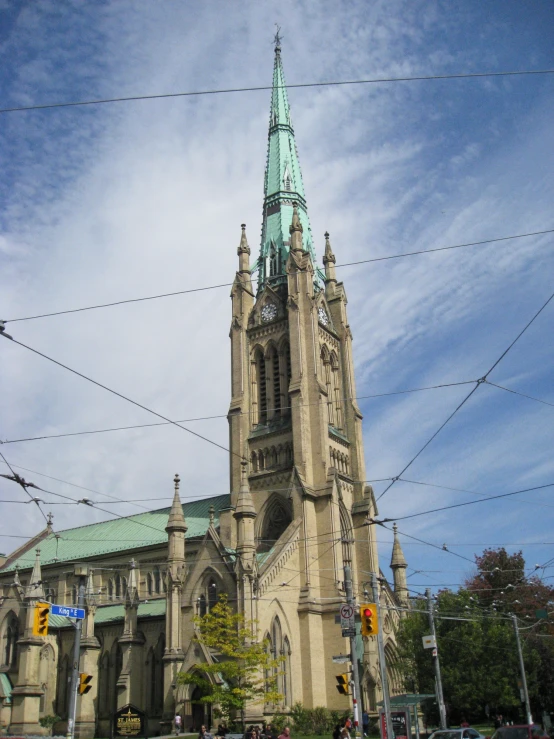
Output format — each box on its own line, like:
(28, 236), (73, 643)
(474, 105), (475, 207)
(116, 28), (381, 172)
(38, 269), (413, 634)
(0, 39), (409, 737)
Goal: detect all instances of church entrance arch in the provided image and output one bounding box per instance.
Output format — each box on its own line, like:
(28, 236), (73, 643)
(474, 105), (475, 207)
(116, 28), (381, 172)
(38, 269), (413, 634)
(190, 683), (212, 732)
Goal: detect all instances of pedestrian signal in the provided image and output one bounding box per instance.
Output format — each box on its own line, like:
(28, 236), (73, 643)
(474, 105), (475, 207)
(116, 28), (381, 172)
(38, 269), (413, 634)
(33, 603), (50, 637)
(360, 603), (378, 636)
(336, 674), (350, 695)
(78, 674), (93, 695)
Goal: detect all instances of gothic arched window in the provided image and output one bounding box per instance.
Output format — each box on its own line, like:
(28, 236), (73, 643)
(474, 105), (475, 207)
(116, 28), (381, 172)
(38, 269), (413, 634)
(115, 575), (121, 599)
(153, 566), (161, 594)
(340, 503), (353, 565)
(330, 352), (342, 430)
(3, 613), (19, 668)
(266, 616), (292, 706)
(208, 580), (217, 611)
(254, 349), (268, 424)
(259, 497), (292, 553)
(198, 594), (207, 617)
(107, 579), (114, 601)
(147, 573), (153, 597)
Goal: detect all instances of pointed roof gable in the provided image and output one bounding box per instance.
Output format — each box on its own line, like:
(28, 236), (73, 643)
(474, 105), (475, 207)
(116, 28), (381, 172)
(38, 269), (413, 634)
(258, 39), (321, 290)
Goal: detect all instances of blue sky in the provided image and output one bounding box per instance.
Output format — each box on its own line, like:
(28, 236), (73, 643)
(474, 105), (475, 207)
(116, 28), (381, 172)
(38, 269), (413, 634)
(0, 0), (553, 597)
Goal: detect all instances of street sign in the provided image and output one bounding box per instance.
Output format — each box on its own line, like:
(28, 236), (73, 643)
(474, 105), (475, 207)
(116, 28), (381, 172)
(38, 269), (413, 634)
(422, 635), (436, 649)
(332, 654), (351, 663)
(340, 604), (355, 636)
(51, 604), (85, 620)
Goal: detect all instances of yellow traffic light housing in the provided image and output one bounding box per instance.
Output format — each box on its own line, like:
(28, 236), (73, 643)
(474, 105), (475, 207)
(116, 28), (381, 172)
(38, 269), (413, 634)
(336, 674), (350, 695)
(360, 603), (379, 636)
(32, 603), (50, 637)
(79, 673), (93, 695)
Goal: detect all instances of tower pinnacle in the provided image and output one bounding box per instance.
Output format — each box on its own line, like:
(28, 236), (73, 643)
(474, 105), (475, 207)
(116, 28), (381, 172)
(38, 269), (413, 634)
(258, 38), (319, 290)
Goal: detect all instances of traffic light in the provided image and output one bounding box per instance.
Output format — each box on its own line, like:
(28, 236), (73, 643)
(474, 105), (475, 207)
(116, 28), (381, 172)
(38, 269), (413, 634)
(32, 603), (50, 637)
(360, 603), (379, 636)
(79, 674), (93, 695)
(336, 674), (350, 695)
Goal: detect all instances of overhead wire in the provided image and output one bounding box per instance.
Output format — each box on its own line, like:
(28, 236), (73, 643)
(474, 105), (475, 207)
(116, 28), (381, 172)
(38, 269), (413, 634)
(376, 287), (554, 502)
(4, 229), (552, 324)
(0, 68), (553, 115)
(0, 333), (241, 461)
(0, 450), (49, 524)
(0, 379), (476, 445)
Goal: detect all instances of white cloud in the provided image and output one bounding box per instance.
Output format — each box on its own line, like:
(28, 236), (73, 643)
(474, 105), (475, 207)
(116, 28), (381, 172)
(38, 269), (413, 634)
(0, 0), (553, 589)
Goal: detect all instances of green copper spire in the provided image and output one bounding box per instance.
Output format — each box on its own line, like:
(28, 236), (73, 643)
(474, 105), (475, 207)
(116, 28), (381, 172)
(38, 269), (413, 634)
(258, 32), (320, 290)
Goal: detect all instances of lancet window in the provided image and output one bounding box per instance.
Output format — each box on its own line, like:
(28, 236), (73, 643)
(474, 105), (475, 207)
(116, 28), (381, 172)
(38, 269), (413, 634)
(339, 502), (353, 566)
(2, 613), (19, 667)
(321, 346), (343, 431)
(252, 341), (292, 426)
(197, 576), (220, 615)
(265, 616), (292, 707)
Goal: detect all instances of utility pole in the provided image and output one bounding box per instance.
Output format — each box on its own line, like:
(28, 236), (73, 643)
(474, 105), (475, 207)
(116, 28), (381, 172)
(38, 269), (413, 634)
(371, 573), (392, 739)
(426, 589), (447, 729)
(511, 614), (533, 725)
(344, 564), (362, 739)
(66, 567), (87, 739)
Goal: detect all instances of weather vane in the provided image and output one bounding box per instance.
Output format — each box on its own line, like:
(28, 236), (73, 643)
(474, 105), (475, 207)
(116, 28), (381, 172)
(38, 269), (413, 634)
(273, 24), (283, 50)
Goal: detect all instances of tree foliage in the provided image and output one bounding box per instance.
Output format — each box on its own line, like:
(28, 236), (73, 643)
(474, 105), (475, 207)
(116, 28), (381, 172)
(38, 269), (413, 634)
(396, 549), (554, 724)
(177, 594), (283, 724)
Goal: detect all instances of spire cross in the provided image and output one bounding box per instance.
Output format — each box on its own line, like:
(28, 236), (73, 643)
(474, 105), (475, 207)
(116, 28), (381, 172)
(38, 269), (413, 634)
(273, 25), (283, 51)
(174, 473), (180, 493)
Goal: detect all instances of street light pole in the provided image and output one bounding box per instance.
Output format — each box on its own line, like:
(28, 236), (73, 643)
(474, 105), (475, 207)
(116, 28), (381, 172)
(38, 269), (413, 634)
(371, 573), (392, 739)
(345, 564), (362, 739)
(426, 589), (447, 729)
(66, 569), (87, 739)
(511, 614), (533, 725)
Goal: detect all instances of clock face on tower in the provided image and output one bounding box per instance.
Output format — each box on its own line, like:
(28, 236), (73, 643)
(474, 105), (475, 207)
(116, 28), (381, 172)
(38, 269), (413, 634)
(318, 306), (329, 326)
(261, 303), (278, 323)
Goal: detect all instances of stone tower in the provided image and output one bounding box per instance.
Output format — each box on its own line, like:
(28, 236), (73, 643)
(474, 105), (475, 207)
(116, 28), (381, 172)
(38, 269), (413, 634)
(227, 36), (382, 707)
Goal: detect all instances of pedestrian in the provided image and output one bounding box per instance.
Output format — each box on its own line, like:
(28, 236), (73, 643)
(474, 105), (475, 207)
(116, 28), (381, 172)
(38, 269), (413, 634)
(199, 725), (214, 739)
(265, 724), (277, 739)
(341, 728), (351, 739)
(278, 728), (291, 739)
(333, 725), (341, 739)
(362, 711), (370, 738)
(174, 713), (182, 736)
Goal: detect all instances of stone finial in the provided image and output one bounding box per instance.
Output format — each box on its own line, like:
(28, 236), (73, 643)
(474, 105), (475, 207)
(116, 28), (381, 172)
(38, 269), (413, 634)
(289, 202), (304, 253)
(209, 505), (215, 526)
(234, 460), (256, 518)
(46, 512), (54, 530)
(166, 473), (187, 534)
(323, 232), (336, 264)
(390, 523), (408, 569)
(26, 548), (45, 600)
(238, 224), (250, 255)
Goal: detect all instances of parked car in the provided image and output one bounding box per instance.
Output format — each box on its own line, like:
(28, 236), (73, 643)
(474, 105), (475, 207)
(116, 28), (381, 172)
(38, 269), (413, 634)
(430, 729), (486, 739)
(489, 726), (549, 739)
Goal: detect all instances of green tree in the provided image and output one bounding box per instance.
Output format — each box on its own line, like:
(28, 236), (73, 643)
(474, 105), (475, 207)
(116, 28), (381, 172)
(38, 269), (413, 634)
(396, 548), (554, 724)
(177, 594), (283, 726)
(38, 715), (61, 736)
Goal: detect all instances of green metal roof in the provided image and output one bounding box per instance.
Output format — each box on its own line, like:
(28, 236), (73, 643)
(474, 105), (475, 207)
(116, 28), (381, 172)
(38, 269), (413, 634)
(49, 598), (166, 629)
(0, 672), (12, 703)
(1, 494), (231, 573)
(258, 42), (319, 291)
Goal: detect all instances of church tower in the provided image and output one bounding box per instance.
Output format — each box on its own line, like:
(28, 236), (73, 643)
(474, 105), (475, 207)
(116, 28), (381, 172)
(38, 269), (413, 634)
(227, 35), (383, 708)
